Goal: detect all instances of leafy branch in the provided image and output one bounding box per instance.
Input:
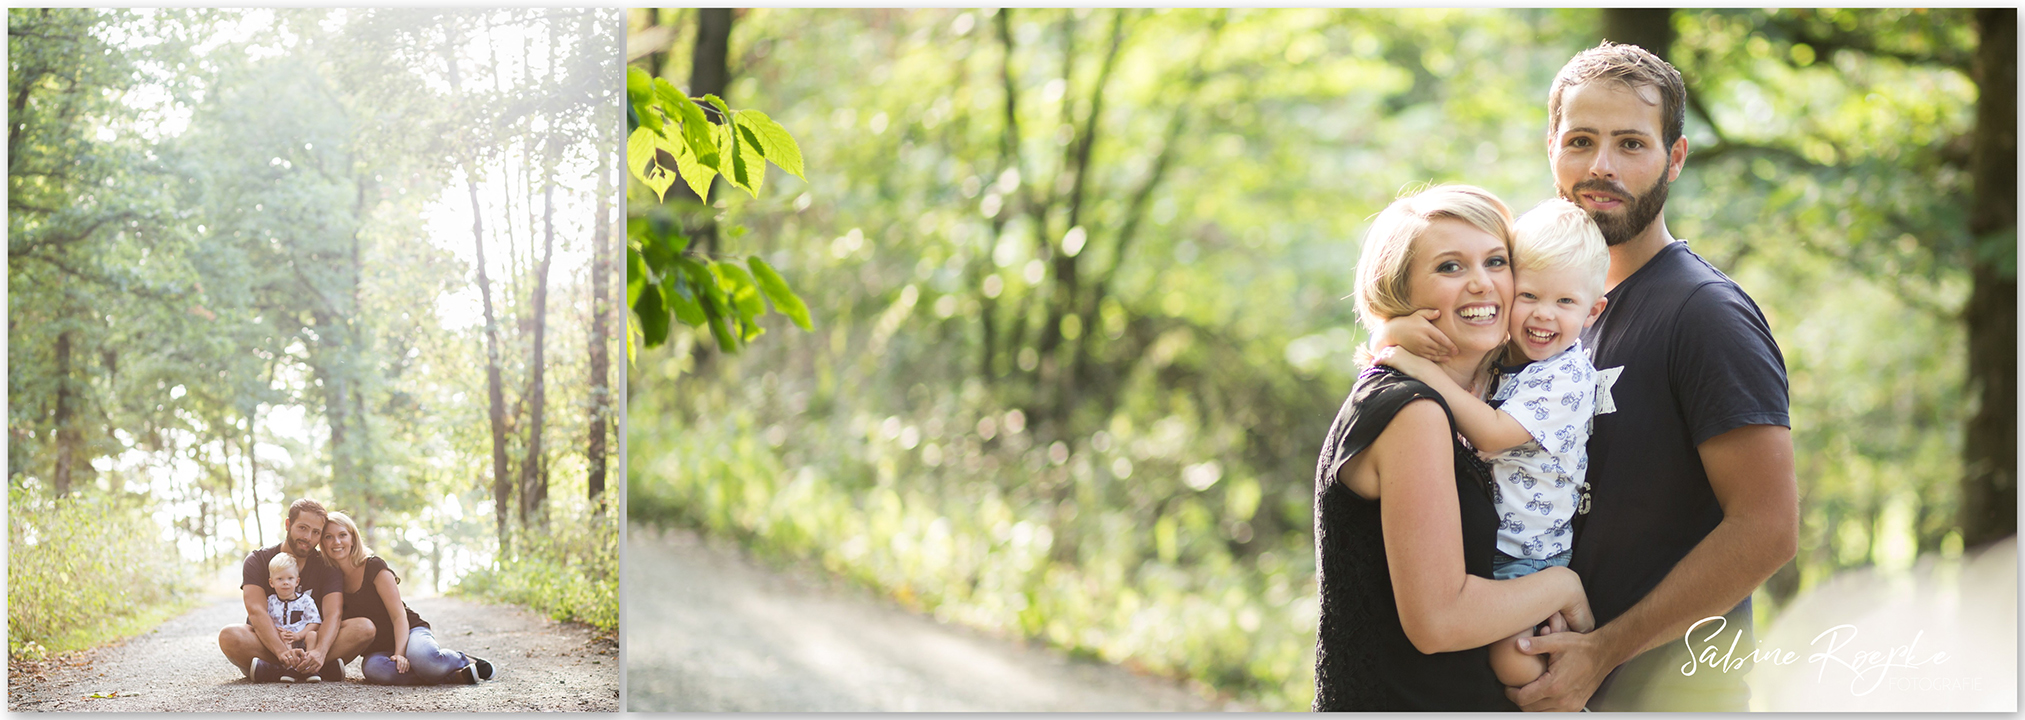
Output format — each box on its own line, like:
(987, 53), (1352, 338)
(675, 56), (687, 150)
(623, 65), (812, 357)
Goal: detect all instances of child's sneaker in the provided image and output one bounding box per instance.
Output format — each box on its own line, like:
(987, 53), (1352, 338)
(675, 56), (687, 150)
(247, 657), (286, 683)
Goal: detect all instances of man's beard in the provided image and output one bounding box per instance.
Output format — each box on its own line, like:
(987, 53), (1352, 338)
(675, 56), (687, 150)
(291, 538), (316, 557)
(1565, 171), (1670, 247)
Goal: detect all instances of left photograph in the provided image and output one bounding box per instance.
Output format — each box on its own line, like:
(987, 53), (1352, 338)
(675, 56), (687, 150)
(8, 8), (621, 711)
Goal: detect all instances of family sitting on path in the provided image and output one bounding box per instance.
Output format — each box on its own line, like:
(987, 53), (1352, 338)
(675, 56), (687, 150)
(217, 498), (499, 685)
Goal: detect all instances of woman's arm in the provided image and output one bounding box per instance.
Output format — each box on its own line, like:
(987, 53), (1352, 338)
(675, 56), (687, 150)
(1367, 400), (1591, 654)
(374, 567), (413, 673)
(1373, 347), (1534, 453)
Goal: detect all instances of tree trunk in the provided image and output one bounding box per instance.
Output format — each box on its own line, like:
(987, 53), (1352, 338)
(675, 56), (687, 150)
(445, 18), (516, 557)
(1601, 8), (1675, 61)
(588, 144), (613, 507)
(1960, 8), (2016, 549)
(520, 177), (556, 531)
(52, 327), (77, 497)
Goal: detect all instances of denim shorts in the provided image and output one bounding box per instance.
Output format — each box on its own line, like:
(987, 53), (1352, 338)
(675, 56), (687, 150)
(1492, 548), (1573, 580)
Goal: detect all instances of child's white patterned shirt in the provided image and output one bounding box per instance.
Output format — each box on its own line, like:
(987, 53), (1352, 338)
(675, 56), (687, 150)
(267, 591), (321, 633)
(1486, 342), (1596, 560)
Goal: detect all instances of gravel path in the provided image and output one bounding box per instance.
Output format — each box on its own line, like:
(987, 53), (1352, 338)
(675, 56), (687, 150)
(8, 595), (617, 712)
(625, 524), (1237, 712)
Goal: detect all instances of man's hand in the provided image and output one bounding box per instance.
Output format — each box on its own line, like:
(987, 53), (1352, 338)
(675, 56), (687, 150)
(392, 654), (411, 674)
(1373, 308), (1457, 364)
(1506, 629), (1618, 711)
(292, 647), (326, 675)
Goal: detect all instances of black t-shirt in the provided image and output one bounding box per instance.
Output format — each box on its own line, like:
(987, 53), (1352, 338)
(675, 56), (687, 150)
(241, 543), (344, 625)
(1572, 241), (1788, 710)
(341, 556), (432, 655)
(1311, 367), (1515, 711)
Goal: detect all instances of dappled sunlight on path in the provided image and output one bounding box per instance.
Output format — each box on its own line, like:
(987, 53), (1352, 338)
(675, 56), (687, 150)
(1747, 538), (2015, 711)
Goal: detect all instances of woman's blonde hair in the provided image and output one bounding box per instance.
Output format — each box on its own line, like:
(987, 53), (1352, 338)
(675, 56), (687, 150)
(321, 511), (373, 568)
(1354, 184), (1515, 336)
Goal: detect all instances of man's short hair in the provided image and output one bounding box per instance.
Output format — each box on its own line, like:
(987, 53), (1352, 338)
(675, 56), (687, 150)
(1548, 41), (1687, 151)
(286, 498), (327, 526)
(268, 551), (299, 577)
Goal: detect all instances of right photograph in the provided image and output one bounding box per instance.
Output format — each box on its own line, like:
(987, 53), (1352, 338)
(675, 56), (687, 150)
(623, 8), (2016, 712)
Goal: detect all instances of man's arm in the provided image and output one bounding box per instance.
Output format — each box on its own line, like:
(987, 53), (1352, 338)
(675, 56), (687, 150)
(296, 591), (345, 673)
(1508, 424), (1797, 710)
(242, 586), (293, 662)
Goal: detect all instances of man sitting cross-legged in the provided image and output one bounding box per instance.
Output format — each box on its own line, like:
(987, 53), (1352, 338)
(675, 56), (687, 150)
(217, 498), (377, 683)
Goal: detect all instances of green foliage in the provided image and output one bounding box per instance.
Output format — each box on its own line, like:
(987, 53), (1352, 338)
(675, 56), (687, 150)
(632, 7), (1995, 710)
(8, 487), (199, 656)
(454, 501), (619, 633)
(625, 64), (814, 354)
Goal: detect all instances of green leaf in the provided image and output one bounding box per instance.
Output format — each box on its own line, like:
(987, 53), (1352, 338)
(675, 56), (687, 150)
(627, 127), (676, 200)
(715, 262), (768, 321)
(633, 281), (669, 348)
(747, 256), (812, 330)
(714, 119), (762, 197)
(662, 269), (706, 327)
(639, 218), (679, 274)
(707, 311), (740, 353)
(658, 79), (717, 169)
(669, 131), (717, 202)
(625, 66), (651, 105)
(625, 244), (646, 309)
(735, 110), (805, 180)
(733, 121), (767, 194)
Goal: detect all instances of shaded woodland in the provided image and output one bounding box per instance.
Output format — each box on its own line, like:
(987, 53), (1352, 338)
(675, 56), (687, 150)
(9, 8), (621, 653)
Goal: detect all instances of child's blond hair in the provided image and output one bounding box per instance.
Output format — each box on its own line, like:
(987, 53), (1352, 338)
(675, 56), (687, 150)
(268, 551), (299, 577)
(1513, 198), (1608, 297)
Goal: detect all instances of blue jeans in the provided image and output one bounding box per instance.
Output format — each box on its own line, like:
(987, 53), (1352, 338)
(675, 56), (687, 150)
(1492, 548), (1573, 580)
(362, 627), (471, 685)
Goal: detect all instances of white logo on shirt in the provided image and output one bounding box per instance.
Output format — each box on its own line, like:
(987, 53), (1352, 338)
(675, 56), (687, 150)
(1595, 366), (1623, 416)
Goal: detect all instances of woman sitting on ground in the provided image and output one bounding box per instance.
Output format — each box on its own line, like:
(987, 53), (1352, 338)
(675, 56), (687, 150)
(320, 511), (496, 685)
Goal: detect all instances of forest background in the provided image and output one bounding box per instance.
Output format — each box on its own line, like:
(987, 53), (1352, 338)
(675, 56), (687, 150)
(9, 8), (622, 659)
(628, 8), (2016, 711)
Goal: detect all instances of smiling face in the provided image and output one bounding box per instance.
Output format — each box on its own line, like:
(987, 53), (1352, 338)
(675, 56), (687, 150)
(285, 511), (325, 560)
(1511, 264), (1607, 361)
(321, 521), (354, 565)
(1549, 80), (1685, 247)
(1404, 218), (1514, 359)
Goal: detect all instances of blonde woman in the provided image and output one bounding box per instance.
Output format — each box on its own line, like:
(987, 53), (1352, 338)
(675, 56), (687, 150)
(321, 511), (496, 685)
(1311, 185), (1591, 710)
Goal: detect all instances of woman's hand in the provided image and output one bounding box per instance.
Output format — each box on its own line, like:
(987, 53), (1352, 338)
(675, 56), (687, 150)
(1373, 308), (1457, 364)
(392, 654), (411, 674)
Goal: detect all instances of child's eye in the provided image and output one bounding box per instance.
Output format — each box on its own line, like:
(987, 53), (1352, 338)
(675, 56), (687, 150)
(1518, 292), (1537, 301)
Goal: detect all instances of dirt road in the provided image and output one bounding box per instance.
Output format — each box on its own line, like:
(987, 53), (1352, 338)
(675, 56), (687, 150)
(7, 595), (617, 712)
(626, 524), (1236, 712)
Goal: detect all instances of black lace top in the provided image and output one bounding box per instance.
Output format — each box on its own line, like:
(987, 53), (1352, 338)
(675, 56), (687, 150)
(341, 556), (432, 655)
(1312, 367), (1514, 711)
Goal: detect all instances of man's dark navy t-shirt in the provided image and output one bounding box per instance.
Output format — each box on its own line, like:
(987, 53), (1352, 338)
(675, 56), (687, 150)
(241, 543), (345, 625)
(1573, 241), (1789, 710)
